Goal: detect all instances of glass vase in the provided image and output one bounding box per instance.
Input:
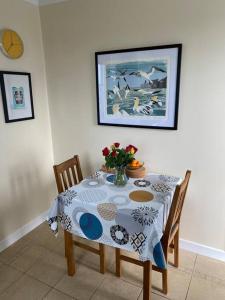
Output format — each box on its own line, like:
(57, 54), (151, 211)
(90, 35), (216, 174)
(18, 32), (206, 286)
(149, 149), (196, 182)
(114, 166), (128, 186)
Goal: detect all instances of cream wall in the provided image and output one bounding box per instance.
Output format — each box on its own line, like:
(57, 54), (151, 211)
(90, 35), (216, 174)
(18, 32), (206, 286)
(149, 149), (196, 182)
(40, 0), (225, 251)
(0, 0), (55, 241)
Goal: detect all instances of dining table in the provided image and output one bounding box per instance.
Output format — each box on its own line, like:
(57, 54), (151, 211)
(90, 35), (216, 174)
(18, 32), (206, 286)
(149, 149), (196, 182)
(47, 170), (182, 300)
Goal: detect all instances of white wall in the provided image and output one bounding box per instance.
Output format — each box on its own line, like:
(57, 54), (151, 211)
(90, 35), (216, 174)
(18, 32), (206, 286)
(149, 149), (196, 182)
(0, 0), (55, 241)
(40, 0), (225, 252)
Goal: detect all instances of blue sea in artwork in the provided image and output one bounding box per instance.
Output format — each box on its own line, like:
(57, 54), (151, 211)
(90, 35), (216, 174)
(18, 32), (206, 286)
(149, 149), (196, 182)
(106, 60), (167, 117)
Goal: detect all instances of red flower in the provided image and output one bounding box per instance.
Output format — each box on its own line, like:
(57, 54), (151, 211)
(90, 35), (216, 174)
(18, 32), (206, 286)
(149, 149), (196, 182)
(111, 150), (117, 157)
(114, 142), (120, 148)
(102, 147), (110, 156)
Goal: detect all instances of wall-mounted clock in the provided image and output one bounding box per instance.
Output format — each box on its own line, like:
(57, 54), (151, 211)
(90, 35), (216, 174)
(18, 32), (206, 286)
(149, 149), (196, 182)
(0, 29), (24, 59)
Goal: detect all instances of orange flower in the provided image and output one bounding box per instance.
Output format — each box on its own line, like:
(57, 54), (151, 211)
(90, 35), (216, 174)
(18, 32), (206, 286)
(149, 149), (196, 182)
(125, 144), (138, 154)
(130, 147), (135, 154)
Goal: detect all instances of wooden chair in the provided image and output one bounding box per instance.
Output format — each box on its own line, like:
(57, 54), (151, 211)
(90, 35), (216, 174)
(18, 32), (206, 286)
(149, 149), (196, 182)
(53, 155), (105, 276)
(115, 170), (191, 298)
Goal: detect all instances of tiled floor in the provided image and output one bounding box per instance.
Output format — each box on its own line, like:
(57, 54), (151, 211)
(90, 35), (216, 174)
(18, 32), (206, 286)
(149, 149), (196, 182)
(0, 223), (225, 299)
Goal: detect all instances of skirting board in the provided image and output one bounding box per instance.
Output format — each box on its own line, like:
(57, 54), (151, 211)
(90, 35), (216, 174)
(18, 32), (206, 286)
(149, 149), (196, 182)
(180, 239), (225, 262)
(0, 212), (225, 263)
(0, 210), (48, 253)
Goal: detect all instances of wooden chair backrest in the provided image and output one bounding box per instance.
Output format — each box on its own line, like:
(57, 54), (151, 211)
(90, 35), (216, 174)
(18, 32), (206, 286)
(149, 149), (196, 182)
(163, 170), (191, 247)
(53, 155), (83, 193)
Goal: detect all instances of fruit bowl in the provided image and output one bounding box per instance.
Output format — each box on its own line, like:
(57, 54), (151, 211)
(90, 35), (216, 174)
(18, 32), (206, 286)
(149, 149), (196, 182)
(127, 161), (144, 170)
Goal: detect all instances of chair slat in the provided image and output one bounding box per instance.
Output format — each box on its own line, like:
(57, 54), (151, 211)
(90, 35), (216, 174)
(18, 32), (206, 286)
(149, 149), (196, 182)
(71, 166), (78, 184)
(61, 171), (69, 190)
(74, 155), (83, 182)
(53, 165), (64, 193)
(66, 168), (73, 187)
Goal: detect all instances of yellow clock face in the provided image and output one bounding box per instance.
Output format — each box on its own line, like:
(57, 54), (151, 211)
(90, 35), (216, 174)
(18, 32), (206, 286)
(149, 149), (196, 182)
(1, 29), (24, 59)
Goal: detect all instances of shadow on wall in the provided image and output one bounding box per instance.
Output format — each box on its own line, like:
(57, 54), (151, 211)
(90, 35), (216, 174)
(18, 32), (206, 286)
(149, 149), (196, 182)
(0, 154), (56, 242)
(81, 151), (94, 176)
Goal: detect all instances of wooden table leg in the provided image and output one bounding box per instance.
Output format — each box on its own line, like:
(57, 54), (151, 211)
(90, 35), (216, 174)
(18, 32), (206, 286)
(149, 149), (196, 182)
(174, 229), (179, 267)
(143, 261), (152, 300)
(64, 230), (68, 257)
(64, 231), (75, 276)
(116, 248), (121, 277)
(99, 243), (105, 274)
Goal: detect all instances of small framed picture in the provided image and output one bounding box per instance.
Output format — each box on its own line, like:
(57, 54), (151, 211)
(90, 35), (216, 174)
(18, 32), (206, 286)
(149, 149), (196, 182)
(95, 44), (182, 130)
(0, 71), (34, 123)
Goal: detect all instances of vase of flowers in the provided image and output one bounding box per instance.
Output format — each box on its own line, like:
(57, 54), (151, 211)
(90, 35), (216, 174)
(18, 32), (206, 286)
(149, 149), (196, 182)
(102, 143), (138, 186)
(114, 165), (127, 186)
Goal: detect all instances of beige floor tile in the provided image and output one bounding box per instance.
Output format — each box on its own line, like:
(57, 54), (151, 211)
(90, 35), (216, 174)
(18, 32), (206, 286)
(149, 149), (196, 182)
(40, 247), (66, 269)
(55, 264), (104, 299)
(138, 291), (169, 300)
(108, 250), (143, 287)
(10, 245), (45, 272)
(57, 227), (65, 239)
(43, 235), (65, 256)
(113, 260), (143, 287)
(92, 275), (142, 300)
(44, 288), (74, 300)
(168, 249), (196, 273)
(108, 250), (192, 298)
(72, 237), (98, 263)
(187, 275), (225, 300)
(0, 263), (23, 294)
(0, 274), (51, 300)
(1, 224), (209, 300)
(27, 248), (67, 286)
(33, 230), (61, 245)
(27, 223), (65, 254)
(27, 222), (51, 239)
(77, 245), (115, 273)
(74, 236), (103, 257)
(194, 255), (225, 282)
(0, 236), (31, 264)
(107, 248), (196, 287)
(152, 267), (191, 300)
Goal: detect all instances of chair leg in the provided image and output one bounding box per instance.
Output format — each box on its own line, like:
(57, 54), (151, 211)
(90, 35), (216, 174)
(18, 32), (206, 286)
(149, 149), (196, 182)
(99, 243), (105, 274)
(64, 230), (68, 257)
(174, 229), (179, 268)
(143, 261), (152, 300)
(115, 248), (121, 277)
(64, 231), (75, 276)
(162, 269), (168, 294)
(168, 239), (174, 254)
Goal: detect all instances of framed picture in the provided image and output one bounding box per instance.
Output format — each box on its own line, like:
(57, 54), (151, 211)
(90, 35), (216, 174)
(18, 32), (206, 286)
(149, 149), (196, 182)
(0, 71), (34, 123)
(95, 44), (182, 130)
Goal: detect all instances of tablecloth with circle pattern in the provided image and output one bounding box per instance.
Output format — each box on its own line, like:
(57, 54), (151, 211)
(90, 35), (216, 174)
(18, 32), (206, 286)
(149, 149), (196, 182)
(47, 172), (181, 268)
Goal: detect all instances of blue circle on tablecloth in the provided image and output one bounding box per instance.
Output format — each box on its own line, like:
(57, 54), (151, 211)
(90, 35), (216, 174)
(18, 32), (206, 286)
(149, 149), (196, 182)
(79, 213), (103, 240)
(153, 242), (166, 269)
(106, 174), (129, 184)
(106, 175), (115, 183)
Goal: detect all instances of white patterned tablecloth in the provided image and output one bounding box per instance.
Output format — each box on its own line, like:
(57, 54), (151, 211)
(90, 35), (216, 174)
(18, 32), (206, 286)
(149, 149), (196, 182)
(48, 171), (181, 268)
